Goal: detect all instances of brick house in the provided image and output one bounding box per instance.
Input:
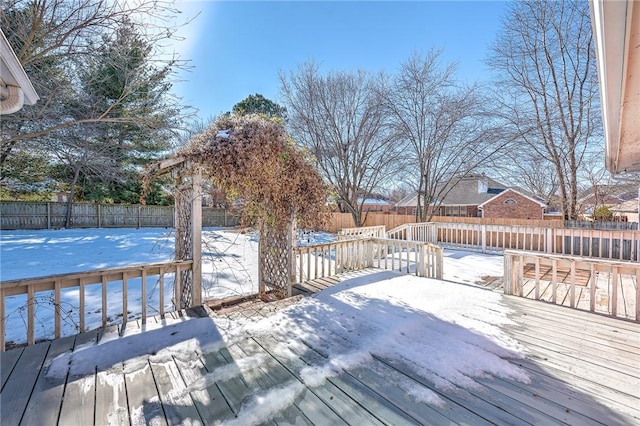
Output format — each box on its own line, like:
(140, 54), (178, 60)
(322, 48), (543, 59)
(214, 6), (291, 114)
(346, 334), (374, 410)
(395, 175), (546, 219)
(478, 188), (546, 220)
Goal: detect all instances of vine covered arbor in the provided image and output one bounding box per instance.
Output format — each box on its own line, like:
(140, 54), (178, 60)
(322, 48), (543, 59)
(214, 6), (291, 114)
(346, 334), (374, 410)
(145, 114), (329, 307)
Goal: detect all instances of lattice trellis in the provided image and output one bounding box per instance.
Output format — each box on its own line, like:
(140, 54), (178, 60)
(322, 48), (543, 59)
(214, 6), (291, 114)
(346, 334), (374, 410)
(173, 167), (202, 309)
(259, 218), (296, 299)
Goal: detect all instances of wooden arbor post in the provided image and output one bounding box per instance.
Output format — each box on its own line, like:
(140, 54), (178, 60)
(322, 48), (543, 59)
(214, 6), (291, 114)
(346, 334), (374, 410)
(174, 165), (202, 308)
(258, 214), (296, 299)
(151, 156), (203, 310)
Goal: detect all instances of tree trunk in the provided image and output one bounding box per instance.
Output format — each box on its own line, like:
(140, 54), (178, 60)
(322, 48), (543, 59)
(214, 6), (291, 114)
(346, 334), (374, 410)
(65, 167), (81, 228)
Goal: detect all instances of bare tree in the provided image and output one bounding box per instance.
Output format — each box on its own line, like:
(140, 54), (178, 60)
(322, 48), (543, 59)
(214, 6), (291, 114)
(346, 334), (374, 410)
(487, 0), (601, 220)
(492, 149), (559, 205)
(381, 51), (509, 221)
(0, 0), (190, 165)
(280, 62), (401, 227)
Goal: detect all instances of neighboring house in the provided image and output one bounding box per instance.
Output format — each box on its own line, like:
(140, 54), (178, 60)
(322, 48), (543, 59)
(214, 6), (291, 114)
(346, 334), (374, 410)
(359, 198), (392, 213)
(395, 175), (546, 219)
(578, 184), (638, 217)
(0, 29), (39, 114)
(478, 188), (547, 220)
(611, 198), (639, 223)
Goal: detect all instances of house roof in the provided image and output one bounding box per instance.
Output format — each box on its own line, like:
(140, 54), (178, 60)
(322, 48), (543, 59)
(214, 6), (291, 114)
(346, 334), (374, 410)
(477, 188), (547, 209)
(610, 198), (638, 213)
(577, 184), (638, 204)
(396, 175), (509, 207)
(358, 198), (390, 205)
(0, 29), (39, 114)
(590, 0), (640, 173)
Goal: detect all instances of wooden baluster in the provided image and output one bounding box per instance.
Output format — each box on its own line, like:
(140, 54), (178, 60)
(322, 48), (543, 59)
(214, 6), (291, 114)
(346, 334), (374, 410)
(55, 279), (61, 339)
(141, 269), (147, 325)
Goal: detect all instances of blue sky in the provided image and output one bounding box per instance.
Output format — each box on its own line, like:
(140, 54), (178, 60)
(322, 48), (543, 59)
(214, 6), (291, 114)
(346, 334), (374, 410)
(172, 1), (508, 121)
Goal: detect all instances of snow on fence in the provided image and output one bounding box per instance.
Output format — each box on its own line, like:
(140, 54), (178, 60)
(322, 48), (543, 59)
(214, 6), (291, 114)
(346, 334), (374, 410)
(0, 260), (193, 351)
(504, 250), (639, 321)
(292, 237), (443, 286)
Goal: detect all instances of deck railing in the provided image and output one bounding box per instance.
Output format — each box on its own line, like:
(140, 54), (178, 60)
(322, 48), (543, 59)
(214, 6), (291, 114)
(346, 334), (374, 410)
(387, 223), (438, 243)
(337, 225), (386, 239)
(292, 237), (443, 287)
(0, 260), (193, 351)
(504, 250), (639, 321)
(435, 222), (639, 261)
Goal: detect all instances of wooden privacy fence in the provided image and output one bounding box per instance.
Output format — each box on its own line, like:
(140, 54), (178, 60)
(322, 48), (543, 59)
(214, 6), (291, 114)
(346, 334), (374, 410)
(327, 212), (564, 232)
(504, 250), (639, 321)
(292, 237), (443, 287)
(0, 260), (193, 351)
(0, 201), (239, 230)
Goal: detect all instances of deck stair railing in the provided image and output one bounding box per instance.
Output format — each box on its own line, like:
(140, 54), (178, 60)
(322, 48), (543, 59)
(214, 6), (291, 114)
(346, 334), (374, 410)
(387, 223), (438, 243)
(292, 237), (443, 288)
(0, 260), (193, 351)
(504, 250), (639, 321)
(337, 225), (386, 239)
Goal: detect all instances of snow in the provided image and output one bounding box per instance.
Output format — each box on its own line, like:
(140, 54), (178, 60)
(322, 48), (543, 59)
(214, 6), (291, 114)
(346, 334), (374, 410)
(45, 269), (527, 424)
(0, 228), (335, 344)
(3, 226), (526, 423)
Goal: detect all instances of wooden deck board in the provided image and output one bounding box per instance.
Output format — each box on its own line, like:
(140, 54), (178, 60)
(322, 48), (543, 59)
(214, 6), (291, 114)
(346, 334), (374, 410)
(150, 360), (202, 425)
(0, 342), (49, 426)
(95, 363), (130, 426)
(0, 345), (23, 390)
(124, 360), (167, 426)
(2, 269), (639, 425)
(20, 336), (75, 425)
(253, 335), (387, 426)
(172, 355), (236, 423)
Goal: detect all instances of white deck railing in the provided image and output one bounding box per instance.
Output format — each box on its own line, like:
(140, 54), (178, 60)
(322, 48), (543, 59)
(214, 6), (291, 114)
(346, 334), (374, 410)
(292, 237), (443, 287)
(0, 260), (193, 351)
(387, 223), (438, 243)
(504, 250), (639, 321)
(435, 223), (639, 261)
(337, 225), (386, 239)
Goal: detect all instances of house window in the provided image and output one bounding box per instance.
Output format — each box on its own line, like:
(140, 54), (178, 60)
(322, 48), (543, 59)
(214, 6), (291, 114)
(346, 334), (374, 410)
(504, 198), (517, 205)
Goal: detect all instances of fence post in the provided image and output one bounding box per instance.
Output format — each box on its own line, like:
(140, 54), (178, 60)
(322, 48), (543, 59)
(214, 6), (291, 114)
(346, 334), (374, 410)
(47, 202), (51, 229)
(546, 228), (553, 254)
(97, 203), (102, 228)
(503, 253), (513, 295)
(137, 205), (141, 229)
(481, 224), (487, 253)
(191, 171), (202, 306)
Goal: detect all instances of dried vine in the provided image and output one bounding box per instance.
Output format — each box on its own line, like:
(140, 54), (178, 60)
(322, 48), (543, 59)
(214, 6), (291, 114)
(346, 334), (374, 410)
(147, 114), (330, 299)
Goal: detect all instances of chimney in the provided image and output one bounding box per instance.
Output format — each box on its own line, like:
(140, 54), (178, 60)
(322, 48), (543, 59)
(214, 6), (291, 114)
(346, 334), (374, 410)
(478, 175), (489, 194)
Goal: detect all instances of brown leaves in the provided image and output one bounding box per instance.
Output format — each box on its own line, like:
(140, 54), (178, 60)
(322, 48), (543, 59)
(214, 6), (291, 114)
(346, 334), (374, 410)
(179, 114), (330, 230)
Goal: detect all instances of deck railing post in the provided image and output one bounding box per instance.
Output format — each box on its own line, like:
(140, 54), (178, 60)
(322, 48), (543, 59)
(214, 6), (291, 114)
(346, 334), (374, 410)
(481, 224), (487, 253)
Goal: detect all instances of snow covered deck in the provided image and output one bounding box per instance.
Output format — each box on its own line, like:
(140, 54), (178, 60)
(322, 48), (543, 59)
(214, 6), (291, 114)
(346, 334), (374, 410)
(1, 269), (639, 425)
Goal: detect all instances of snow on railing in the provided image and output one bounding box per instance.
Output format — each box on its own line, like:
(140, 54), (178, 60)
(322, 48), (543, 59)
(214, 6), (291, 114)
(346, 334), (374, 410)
(504, 250), (639, 322)
(0, 260), (193, 351)
(292, 237), (443, 288)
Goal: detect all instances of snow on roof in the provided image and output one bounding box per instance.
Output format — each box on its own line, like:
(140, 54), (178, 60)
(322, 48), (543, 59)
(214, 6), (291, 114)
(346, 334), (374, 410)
(358, 198), (390, 205)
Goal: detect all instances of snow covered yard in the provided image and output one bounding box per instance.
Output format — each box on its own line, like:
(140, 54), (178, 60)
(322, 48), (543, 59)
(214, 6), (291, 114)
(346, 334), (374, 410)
(0, 227), (340, 344)
(0, 227), (503, 345)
